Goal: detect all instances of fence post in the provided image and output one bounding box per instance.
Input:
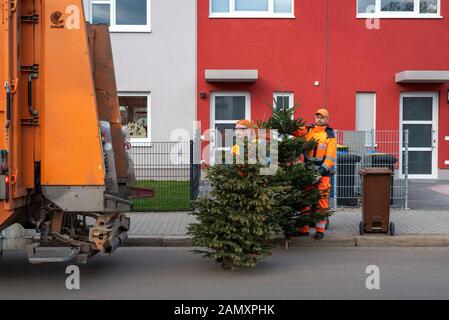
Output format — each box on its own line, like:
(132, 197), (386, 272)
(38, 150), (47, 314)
(334, 129), (338, 210)
(404, 129), (409, 209)
(190, 140), (194, 209)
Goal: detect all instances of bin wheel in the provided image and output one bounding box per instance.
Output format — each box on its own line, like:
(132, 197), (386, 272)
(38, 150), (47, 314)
(359, 221), (364, 235)
(389, 222), (395, 236)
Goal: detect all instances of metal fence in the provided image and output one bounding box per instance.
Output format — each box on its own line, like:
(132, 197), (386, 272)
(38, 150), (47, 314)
(333, 130), (409, 209)
(131, 140), (201, 211)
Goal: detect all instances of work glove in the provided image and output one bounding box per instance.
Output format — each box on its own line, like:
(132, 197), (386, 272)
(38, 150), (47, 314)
(318, 166), (328, 177)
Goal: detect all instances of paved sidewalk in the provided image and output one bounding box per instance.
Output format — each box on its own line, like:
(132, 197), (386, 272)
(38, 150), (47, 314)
(125, 209), (449, 247)
(408, 180), (449, 210)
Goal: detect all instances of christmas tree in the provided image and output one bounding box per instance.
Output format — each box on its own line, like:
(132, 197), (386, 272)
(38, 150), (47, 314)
(258, 99), (331, 241)
(188, 159), (290, 270)
(189, 96), (331, 270)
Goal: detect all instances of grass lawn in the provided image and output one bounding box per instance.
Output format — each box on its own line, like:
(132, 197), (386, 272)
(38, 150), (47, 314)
(131, 180), (191, 211)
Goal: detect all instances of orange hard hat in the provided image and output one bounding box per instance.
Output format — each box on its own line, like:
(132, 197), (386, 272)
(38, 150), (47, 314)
(236, 119), (257, 129)
(315, 108), (329, 118)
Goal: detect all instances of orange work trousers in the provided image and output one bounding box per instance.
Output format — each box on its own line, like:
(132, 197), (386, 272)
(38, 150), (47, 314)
(298, 176), (331, 234)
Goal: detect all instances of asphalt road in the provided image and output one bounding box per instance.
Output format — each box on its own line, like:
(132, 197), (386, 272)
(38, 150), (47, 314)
(1, 247), (449, 300)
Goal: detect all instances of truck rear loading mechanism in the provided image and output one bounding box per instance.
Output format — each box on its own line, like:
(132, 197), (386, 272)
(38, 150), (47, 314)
(0, 0), (152, 263)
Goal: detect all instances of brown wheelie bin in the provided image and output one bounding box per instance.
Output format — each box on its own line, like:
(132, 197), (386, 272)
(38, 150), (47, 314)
(359, 168), (395, 236)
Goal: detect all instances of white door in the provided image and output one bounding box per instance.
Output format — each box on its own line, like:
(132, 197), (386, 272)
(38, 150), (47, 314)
(400, 93), (439, 179)
(210, 92), (251, 165)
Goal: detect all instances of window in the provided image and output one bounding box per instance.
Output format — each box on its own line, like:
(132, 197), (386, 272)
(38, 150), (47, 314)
(273, 92), (294, 110)
(210, 92), (251, 165)
(92, 3), (111, 25)
(210, 0), (294, 18)
(119, 93), (151, 142)
(91, 0), (151, 32)
(214, 95), (247, 148)
(356, 92), (376, 147)
(357, 0), (441, 18)
(236, 0), (269, 11)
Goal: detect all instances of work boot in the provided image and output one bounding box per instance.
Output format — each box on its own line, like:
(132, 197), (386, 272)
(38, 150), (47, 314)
(291, 226), (310, 237)
(314, 232), (324, 240)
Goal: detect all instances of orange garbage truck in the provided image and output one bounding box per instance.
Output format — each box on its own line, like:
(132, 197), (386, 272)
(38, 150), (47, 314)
(0, 0), (146, 263)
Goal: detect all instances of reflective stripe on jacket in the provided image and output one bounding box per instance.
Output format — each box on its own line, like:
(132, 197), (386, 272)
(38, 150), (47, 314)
(293, 125), (337, 173)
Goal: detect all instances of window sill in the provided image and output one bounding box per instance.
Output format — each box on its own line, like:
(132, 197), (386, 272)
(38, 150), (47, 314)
(356, 14), (442, 19)
(109, 27), (152, 33)
(209, 14), (295, 19)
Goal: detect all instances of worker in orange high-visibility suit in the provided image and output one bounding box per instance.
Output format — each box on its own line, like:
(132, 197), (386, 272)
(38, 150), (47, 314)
(231, 119), (259, 157)
(293, 108), (336, 240)
(230, 120), (261, 176)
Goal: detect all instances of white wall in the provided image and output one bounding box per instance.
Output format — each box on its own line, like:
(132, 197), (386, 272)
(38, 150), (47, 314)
(83, 0), (197, 142)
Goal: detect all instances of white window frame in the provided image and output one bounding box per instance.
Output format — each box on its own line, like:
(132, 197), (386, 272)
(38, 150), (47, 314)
(119, 92), (152, 143)
(273, 92), (294, 109)
(399, 92), (439, 179)
(209, 0), (295, 19)
(210, 92), (251, 165)
(91, 0), (152, 33)
(356, 0), (442, 19)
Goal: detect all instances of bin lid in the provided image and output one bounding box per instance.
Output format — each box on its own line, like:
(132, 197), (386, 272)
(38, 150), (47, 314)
(338, 154), (362, 162)
(366, 153), (387, 156)
(359, 167), (392, 175)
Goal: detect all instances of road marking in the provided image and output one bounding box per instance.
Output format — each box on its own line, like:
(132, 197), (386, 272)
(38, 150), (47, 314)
(365, 265), (380, 290)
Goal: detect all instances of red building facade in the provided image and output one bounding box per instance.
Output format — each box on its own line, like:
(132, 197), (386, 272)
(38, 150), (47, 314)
(197, 0), (449, 179)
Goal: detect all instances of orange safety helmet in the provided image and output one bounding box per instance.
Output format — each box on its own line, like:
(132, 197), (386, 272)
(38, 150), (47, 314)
(315, 108), (330, 118)
(236, 119), (258, 129)
(236, 119), (259, 138)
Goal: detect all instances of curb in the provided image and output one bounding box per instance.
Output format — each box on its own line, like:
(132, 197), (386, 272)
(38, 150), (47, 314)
(284, 235), (356, 247)
(126, 236), (192, 247)
(355, 235), (449, 247)
(126, 234), (449, 248)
